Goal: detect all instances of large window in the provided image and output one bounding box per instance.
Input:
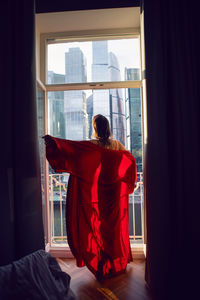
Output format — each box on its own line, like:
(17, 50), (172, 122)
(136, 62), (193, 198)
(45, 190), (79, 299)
(38, 31), (145, 256)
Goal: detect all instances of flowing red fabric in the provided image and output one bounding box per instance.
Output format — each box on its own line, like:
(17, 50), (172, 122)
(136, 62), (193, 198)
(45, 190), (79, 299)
(45, 135), (137, 280)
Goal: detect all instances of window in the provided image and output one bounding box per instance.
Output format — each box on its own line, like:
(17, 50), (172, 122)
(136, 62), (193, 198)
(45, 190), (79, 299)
(47, 39), (141, 84)
(36, 7), (145, 257)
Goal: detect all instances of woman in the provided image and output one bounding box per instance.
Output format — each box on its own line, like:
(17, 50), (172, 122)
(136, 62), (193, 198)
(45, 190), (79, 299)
(90, 114), (126, 150)
(43, 114), (137, 280)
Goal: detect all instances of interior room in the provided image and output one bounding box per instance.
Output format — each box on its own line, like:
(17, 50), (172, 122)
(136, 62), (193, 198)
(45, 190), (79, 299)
(0, 1), (199, 300)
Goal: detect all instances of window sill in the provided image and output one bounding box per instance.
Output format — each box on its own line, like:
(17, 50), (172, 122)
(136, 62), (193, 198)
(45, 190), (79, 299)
(46, 243), (146, 260)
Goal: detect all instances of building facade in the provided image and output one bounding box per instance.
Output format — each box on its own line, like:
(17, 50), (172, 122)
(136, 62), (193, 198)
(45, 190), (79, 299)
(91, 41), (126, 145)
(64, 48), (88, 140)
(48, 71), (66, 139)
(125, 68), (142, 172)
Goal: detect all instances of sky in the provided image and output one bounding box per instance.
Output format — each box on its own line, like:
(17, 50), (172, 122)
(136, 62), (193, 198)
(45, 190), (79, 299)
(48, 38), (141, 82)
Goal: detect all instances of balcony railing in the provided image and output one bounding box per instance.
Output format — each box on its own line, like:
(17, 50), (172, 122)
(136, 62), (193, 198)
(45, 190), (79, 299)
(48, 172), (144, 246)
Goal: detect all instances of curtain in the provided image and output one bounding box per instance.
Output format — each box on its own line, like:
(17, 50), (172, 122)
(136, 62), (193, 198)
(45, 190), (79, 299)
(0, 0), (44, 265)
(144, 0), (200, 299)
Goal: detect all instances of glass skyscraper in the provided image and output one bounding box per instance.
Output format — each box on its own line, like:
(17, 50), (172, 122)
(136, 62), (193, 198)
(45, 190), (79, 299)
(109, 52), (126, 145)
(64, 48), (88, 140)
(48, 71), (66, 138)
(86, 94), (93, 139)
(125, 68), (142, 171)
(65, 47), (87, 84)
(91, 41), (126, 145)
(92, 41), (110, 124)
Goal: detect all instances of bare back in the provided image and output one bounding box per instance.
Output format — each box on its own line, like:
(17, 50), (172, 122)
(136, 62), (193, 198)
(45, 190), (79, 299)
(90, 139), (126, 151)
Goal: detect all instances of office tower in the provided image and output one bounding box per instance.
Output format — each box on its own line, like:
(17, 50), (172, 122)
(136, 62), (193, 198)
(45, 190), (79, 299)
(64, 48), (88, 140)
(125, 68), (142, 172)
(109, 52), (126, 145)
(92, 41), (110, 125)
(48, 71), (66, 138)
(65, 47), (87, 83)
(92, 41), (126, 145)
(92, 41), (109, 82)
(86, 94), (93, 139)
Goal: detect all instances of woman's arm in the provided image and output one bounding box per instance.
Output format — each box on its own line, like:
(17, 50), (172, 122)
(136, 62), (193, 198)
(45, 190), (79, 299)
(42, 135), (69, 173)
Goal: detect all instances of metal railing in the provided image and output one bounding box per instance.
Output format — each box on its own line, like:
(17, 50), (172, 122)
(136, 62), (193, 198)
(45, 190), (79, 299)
(48, 172), (144, 245)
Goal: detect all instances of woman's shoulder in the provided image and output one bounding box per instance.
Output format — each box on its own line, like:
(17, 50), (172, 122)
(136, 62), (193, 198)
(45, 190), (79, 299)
(89, 139), (99, 145)
(89, 139), (126, 151)
(111, 139), (126, 151)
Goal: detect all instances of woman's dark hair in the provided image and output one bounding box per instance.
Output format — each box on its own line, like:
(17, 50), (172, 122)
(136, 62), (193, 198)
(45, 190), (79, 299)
(92, 114), (112, 145)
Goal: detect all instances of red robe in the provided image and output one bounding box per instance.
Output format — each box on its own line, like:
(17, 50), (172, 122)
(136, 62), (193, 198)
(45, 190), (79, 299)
(45, 135), (137, 280)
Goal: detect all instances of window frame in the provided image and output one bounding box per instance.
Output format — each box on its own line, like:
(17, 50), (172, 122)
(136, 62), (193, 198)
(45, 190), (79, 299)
(40, 28), (140, 84)
(38, 28), (146, 259)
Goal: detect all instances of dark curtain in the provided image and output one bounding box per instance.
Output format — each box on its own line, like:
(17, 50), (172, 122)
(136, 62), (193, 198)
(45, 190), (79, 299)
(0, 0), (44, 266)
(144, 1), (200, 299)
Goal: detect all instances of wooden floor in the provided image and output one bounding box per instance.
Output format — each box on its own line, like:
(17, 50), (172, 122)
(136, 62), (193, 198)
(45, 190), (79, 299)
(57, 258), (153, 300)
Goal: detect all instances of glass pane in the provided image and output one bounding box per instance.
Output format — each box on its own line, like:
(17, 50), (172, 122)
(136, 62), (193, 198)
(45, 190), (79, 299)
(36, 85), (47, 244)
(49, 173), (68, 245)
(128, 88), (143, 173)
(47, 87), (143, 245)
(47, 38), (140, 84)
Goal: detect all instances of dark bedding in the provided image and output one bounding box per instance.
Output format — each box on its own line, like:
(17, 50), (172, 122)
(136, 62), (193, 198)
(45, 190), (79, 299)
(0, 249), (76, 299)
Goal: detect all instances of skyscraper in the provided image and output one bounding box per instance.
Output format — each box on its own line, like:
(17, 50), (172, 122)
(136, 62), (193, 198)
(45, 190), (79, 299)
(125, 68), (142, 171)
(92, 41), (110, 125)
(65, 47), (87, 84)
(109, 52), (126, 145)
(64, 48), (88, 140)
(91, 41), (126, 145)
(86, 94), (93, 139)
(92, 41), (109, 82)
(48, 71), (66, 138)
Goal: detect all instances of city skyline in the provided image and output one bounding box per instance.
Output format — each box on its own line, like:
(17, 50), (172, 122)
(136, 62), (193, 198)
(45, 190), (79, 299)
(47, 43), (143, 166)
(47, 38), (140, 82)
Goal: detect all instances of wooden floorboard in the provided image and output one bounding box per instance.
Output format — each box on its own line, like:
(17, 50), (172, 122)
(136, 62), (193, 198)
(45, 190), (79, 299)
(57, 258), (153, 300)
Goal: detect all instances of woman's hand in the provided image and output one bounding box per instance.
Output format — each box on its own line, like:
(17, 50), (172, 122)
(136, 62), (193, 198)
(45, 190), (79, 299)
(42, 135), (56, 147)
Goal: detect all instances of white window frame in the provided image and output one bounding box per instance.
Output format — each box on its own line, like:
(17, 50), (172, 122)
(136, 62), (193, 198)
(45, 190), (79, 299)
(38, 28), (146, 259)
